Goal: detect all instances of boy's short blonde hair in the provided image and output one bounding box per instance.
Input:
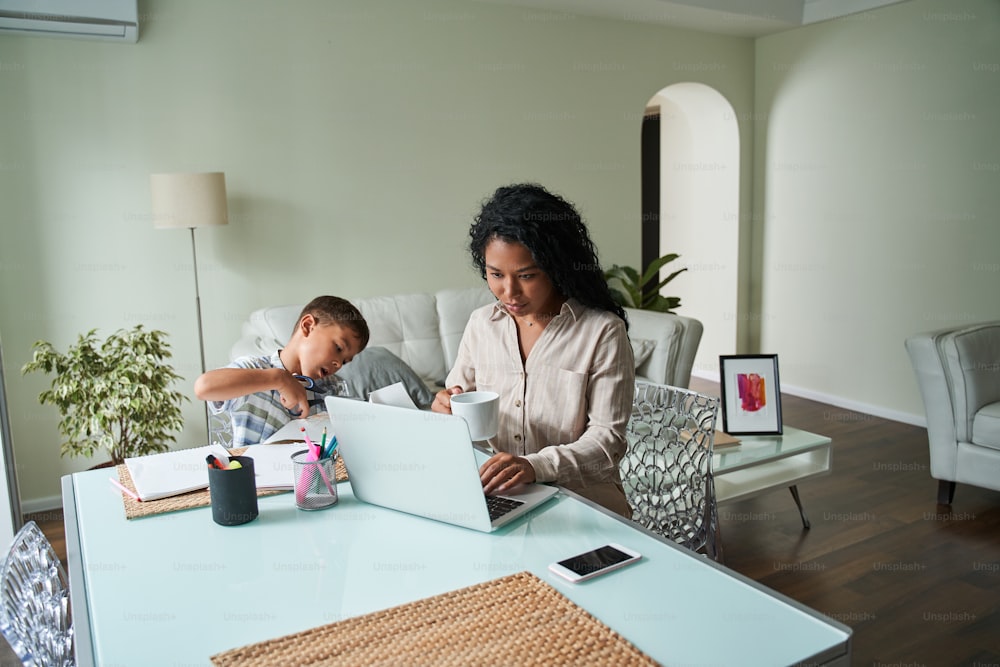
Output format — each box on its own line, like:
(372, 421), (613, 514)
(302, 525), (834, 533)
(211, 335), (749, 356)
(296, 296), (370, 349)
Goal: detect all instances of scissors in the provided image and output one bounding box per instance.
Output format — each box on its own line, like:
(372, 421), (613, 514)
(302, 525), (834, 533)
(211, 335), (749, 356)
(293, 374), (317, 390)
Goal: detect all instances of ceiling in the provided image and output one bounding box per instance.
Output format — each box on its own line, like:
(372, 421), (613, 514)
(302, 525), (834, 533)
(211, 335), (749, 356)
(471, 0), (911, 37)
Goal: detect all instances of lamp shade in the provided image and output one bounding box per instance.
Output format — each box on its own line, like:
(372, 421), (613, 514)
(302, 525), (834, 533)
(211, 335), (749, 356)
(150, 172), (228, 229)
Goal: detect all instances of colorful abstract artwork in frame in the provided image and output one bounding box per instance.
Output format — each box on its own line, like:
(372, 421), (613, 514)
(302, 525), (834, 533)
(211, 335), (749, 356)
(736, 372), (767, 414)
(719, 355), (783, 435)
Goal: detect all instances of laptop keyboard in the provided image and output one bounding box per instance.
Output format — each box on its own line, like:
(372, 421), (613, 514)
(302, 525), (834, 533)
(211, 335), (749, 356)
(485, 495), (525, 522)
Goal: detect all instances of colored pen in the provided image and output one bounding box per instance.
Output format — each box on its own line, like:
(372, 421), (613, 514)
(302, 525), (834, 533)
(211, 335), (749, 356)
(109, 477), (141, 502)
(321, 427), (328, 451)
(323, 435), (339, 459)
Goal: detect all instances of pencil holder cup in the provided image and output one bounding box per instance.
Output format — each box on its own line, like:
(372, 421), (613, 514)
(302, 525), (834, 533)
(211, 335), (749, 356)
(208, 456), (259, 526)
(292, 449), (339, 511)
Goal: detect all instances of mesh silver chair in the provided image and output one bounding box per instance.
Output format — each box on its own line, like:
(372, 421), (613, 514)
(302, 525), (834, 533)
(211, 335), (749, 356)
(0, 521), (74, 666)
(621, 382), (723, 561)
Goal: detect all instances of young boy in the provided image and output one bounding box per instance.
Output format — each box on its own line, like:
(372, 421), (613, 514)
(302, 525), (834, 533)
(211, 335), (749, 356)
(195, 295), (369, 447)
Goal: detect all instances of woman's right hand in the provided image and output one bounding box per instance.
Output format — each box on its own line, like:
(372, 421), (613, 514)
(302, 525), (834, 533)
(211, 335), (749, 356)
(431, 386), (463, 414)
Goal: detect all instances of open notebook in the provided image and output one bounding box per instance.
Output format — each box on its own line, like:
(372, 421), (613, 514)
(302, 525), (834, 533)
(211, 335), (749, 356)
(260, 383), (414, 444)
(123, 443), (302, 501)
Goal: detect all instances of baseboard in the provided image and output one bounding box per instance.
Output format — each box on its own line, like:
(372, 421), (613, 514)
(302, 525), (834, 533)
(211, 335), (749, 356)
(692, 369), (721, 384)
(690, 369), (926, 428)
(20, 495), (63, 517)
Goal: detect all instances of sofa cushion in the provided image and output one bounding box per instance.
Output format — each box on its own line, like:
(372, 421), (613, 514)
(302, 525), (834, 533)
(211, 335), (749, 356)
(626, 308), (700, 388)
(973, 401), (1000, 451)
(352, 293), (446, 386)
(336, 346), (436, 409)
(630, 338), (656, 368)
(240, 304), (302, 359)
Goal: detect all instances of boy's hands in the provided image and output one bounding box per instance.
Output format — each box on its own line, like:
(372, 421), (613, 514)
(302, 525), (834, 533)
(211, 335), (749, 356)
(194, 367), (311, 415)
(276, 371), (310, 416)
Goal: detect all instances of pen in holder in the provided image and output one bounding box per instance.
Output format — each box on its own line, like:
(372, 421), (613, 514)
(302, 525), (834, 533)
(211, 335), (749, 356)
(207, 456), (259, 526)
(292, 449), (338, 510)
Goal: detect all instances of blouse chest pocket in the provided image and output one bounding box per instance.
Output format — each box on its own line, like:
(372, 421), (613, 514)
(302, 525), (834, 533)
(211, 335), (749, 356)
(526, 366), (588, 436)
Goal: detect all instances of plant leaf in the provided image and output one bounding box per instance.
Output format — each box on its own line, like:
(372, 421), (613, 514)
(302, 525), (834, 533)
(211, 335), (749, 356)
(641, 294), (683, 313)
(647, 267), (689, 294)
(638, 253), (681, 287)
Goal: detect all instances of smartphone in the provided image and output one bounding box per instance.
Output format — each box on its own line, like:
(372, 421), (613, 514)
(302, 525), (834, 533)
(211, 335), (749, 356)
(548, 543), (642, 583)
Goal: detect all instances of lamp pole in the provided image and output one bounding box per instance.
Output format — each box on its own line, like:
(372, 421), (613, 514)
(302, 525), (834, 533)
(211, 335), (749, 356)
(189, 227), (211, 439)
(150, 171), (228, 446)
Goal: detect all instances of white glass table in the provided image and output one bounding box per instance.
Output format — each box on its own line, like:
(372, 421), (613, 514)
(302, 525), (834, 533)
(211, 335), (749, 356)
(62, 462), (850, 666)
(714, 426), (832, 528)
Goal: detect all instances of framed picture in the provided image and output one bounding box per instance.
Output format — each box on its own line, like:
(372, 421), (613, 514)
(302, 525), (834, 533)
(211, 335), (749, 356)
(719, 354), (783, 435)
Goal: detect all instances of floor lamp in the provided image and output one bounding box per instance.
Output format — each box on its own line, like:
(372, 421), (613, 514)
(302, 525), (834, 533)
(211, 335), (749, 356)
(150, 172), (229, 440)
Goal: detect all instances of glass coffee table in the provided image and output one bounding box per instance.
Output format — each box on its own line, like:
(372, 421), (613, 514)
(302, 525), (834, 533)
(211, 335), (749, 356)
(713, 426), (832, 529)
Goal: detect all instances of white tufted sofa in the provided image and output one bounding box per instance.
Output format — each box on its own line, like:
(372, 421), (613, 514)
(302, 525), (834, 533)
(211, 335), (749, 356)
(230, 287), (703, 390)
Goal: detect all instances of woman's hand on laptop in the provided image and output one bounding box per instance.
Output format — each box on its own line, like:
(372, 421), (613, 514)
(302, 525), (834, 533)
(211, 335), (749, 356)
(480, 452), (536, 495)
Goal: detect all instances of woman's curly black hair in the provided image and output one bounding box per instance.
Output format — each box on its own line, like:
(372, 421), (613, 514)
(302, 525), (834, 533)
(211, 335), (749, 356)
(469, 183), (627, 327)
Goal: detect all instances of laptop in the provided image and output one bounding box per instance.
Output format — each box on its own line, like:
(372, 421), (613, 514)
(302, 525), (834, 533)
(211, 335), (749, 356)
(325, 396), (559, 532)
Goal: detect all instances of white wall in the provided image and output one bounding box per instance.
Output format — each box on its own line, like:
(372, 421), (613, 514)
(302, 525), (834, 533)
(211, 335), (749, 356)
(752, 0), (1000, 421)
(653, 83), (740, 377)
(0, 340), (21, 549)
(0, 0), (755, 507)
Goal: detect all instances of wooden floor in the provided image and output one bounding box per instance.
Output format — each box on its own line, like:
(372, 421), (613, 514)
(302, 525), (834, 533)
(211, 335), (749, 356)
(690, 377), (1000, 666)
(23, 380), (1000, 666)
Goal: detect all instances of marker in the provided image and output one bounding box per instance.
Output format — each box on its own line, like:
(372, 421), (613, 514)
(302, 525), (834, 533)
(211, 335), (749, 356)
(321, 427), (328, 452)
(109, 477), (141, 502)
(206, 454), (228, 470)
(301, 427), (319, 459)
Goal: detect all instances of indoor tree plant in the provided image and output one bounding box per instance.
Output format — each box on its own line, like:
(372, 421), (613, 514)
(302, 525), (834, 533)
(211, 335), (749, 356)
(604, 252), (688, 313)
(22, 325), (188, 466)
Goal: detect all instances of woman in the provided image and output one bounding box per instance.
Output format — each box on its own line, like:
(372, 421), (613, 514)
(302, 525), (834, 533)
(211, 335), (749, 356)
(432, 183), (635, 516)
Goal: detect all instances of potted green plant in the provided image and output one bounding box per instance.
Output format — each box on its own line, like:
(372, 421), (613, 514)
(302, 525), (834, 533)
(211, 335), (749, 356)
(22, 325), (188, 466)
(605, 252), (688, 313)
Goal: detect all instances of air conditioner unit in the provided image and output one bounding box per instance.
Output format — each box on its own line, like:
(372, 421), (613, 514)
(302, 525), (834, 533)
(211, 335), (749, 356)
(0, 0), (138, 42)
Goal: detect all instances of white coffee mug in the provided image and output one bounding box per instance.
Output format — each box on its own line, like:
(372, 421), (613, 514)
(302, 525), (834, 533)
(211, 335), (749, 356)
(450, 391), (500, 441)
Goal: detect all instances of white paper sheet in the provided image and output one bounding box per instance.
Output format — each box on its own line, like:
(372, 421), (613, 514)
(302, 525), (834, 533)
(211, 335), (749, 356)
(262, 413), (331, 444)
(124, 444), (231, 501)
(238, 443), (300, 490)
(367, 381), (418, 409)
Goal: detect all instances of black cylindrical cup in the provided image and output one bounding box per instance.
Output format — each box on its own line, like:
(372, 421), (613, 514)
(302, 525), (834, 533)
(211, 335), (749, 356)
(208, 456), (258, 526)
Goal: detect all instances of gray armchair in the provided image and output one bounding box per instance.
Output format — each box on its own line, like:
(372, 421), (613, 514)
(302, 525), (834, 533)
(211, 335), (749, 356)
(905, 321), (1000, 504)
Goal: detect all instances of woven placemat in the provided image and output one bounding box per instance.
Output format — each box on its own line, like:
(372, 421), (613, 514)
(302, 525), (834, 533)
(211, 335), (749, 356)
(113, 448), (349, 520)
(210, 571), (658, 667)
